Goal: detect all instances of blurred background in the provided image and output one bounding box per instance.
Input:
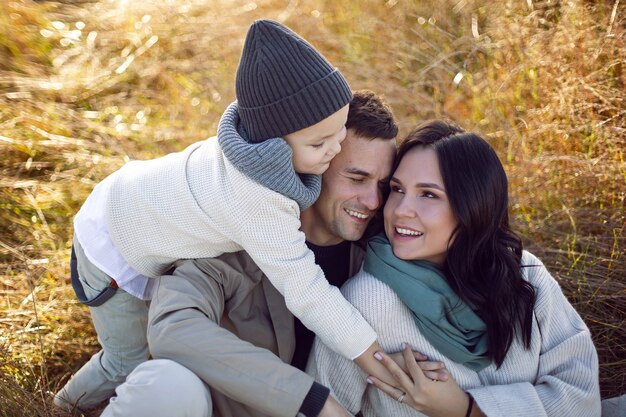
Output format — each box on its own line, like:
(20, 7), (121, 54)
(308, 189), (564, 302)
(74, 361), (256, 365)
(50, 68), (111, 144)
(1, 0), (624, 415)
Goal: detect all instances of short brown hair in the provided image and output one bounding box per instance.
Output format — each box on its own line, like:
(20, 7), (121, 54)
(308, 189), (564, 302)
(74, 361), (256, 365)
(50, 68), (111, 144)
(346, 90), (398, 141)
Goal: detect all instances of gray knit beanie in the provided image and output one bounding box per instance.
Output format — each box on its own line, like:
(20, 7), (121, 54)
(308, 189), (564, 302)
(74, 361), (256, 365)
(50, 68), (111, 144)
(236, 19), (353, 143)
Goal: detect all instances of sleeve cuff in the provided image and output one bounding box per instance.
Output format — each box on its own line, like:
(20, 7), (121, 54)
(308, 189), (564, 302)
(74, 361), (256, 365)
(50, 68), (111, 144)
(299, 381), (330, 417)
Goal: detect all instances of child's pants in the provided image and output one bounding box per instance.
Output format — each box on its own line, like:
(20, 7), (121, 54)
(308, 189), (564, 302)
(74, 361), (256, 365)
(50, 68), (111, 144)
(54, 237), (150, 411)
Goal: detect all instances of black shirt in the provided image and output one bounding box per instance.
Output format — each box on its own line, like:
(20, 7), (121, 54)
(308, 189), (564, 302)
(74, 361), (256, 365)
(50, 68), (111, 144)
(290, 240), (353, 371)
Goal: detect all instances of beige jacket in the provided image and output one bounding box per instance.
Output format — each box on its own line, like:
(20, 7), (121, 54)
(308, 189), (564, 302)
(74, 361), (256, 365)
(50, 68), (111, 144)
(147, 246), (364, 417)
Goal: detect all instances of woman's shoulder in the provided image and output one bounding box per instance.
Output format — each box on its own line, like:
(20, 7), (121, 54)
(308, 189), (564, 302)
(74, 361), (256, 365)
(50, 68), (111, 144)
(520, 250), (550, 284)
(520, 249), (544, 267)
(520, 250), (572, 310)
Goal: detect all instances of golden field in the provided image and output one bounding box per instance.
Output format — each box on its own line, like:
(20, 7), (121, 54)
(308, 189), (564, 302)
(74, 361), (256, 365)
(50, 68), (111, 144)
(0, 0), (624, 415)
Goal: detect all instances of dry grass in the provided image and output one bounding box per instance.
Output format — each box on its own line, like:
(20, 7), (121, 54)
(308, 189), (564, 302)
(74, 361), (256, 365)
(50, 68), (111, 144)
(1, 0), (624, 415)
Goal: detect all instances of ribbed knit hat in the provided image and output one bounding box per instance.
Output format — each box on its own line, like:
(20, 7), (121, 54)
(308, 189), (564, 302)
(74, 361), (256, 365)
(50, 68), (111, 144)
(236, 19), (353, 142)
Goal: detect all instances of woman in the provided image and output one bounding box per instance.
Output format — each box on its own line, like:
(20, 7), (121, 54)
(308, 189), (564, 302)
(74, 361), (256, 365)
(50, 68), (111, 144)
(307, 120), (601, 417)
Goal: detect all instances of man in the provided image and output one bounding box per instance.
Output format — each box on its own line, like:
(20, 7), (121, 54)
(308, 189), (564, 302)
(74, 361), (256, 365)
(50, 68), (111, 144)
(99, 91), (398, 417)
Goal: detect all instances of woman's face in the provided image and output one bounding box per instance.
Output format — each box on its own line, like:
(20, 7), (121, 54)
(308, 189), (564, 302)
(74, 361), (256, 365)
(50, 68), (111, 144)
(384, 146), (458, 265)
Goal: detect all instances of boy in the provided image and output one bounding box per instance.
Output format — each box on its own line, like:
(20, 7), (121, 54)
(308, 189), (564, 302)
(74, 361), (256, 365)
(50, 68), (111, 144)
(55, 20), (382, 412)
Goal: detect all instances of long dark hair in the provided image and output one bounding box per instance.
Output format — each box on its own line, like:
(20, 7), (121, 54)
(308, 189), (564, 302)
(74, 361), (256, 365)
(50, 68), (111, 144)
(396, 120), (536, 367)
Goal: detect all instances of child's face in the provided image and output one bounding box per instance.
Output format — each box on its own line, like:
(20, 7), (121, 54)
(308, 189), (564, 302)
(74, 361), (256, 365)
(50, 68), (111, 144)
(283, 104), (349, 175)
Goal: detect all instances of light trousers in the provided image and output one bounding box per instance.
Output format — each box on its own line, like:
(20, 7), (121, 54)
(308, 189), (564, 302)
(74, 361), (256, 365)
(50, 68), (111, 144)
(101, 359), (212, 417)
(54, 237), (150, 411)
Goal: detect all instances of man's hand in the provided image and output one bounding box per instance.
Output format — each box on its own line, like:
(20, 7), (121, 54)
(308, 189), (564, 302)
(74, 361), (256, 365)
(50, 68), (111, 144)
(318, 394), (354, 417)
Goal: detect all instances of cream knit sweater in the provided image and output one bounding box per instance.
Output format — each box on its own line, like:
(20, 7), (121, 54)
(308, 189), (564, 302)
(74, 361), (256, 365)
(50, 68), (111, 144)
(308, 251), (601, 417)
(105, 137), (376, 360)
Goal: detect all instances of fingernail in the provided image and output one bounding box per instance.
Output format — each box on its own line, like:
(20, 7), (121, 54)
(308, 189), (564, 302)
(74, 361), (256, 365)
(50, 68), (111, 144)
(401, 342), (407, 349)
(366, 377), (374, 384)
(374, 352), (383, 360)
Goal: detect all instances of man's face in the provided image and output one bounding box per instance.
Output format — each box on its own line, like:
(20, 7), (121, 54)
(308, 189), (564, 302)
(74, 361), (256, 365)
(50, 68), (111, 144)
(300, 129), (396, 245)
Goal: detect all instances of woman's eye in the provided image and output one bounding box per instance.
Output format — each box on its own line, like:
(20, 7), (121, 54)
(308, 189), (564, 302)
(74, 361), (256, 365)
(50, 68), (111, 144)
(311, 143), (324, 148)
(390, 185), (404, 194)
(422, 191), (436, 198)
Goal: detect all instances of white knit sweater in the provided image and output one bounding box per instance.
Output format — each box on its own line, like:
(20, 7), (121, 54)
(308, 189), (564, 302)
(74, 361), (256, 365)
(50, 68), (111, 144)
(308, 251), (601, 417)
(104, 137), (376, 360)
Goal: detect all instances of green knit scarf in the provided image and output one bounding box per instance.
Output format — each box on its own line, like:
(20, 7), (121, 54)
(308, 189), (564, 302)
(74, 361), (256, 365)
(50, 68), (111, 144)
(363, 234), (491, 371)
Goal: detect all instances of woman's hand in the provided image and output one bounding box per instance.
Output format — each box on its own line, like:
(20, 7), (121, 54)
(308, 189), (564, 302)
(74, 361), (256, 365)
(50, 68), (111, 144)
(355, 341), (450, 389)
(387, 349), (449, 382)
(367, 343), (482, 417)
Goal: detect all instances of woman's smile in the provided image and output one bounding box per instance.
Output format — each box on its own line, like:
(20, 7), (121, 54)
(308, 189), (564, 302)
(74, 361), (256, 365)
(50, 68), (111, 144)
(393, 226), (423, 237)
